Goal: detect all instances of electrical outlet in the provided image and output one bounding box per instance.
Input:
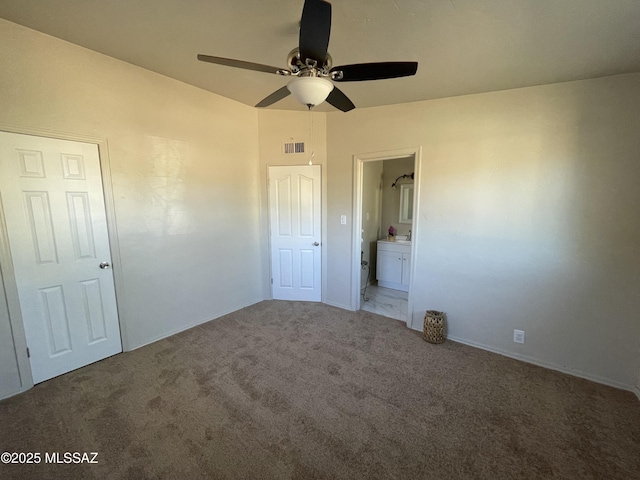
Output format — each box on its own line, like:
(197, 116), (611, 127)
(513, 329), (525, 344)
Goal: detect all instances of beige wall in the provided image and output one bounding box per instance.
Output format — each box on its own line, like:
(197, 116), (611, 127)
(0, 19), (264, 397)
(327, 74), (640, 389)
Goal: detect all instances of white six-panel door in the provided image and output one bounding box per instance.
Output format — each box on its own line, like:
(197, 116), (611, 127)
(0, 132), (122, 384)
(269, 165), (321, 301)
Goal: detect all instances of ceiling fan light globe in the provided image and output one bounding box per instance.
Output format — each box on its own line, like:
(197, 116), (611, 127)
(287, 77), (334, 107)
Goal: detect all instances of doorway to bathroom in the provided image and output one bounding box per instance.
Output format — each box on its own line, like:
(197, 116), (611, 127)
(351, 147), (420, 327)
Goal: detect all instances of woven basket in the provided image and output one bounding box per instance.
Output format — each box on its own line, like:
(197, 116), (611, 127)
(423, 310), (445, 344)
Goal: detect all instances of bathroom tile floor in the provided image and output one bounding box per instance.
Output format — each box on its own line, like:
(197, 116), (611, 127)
(360, 283), (408, 322)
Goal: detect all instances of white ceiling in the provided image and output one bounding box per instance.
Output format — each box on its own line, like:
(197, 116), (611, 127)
(1, 0), (639, 112)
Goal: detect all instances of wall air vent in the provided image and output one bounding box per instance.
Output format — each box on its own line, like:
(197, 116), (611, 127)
(283, 141), (305, 154)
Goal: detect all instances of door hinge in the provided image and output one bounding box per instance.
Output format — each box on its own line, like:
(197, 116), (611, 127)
(271, 278), (273, 284)
(26, 347), (30, 358)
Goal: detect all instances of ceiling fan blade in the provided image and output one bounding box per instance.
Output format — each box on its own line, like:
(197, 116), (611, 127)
(326, 86), (355, 112)
(299, 0), (332, 65)
(331, 62), (418, 82)
(255, 86), (291, 108)
(197, 54), (285, 75)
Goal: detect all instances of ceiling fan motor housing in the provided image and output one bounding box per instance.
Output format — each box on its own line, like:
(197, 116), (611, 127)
(285, 48), (332, 77)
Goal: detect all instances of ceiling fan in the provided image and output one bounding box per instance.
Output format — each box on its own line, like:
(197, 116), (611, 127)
(197, 0), (418, 112)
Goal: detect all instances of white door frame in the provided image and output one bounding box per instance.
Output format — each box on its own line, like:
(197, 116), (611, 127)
(0, 123), (125, 396)
(351, 147), (422, 328)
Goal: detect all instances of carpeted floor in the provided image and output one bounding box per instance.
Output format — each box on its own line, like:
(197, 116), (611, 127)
(1, 300), (639, 479)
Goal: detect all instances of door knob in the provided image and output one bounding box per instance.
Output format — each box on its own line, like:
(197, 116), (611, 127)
(99, 262), (111, 269)
(313, 242), (320, 246)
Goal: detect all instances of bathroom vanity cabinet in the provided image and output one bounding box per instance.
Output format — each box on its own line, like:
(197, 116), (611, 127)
(376, 240), (411, 292)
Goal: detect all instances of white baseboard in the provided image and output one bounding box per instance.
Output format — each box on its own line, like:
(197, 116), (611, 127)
(448, 334), (634, 392)
(408, 323), (635, 393)
(128, 297), (266, 351)
(323, 299), (354, 311)
(0, 385), (31, 401)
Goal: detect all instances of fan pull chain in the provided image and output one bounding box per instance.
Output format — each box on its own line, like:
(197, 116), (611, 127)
(308, 109), (315, 165)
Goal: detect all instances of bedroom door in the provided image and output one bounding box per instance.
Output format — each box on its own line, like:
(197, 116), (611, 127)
(0, 131), (122, 384)
(268, 165), (322, 301)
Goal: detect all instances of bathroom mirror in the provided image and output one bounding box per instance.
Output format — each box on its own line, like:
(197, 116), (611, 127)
(399, 184), (414, 224)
